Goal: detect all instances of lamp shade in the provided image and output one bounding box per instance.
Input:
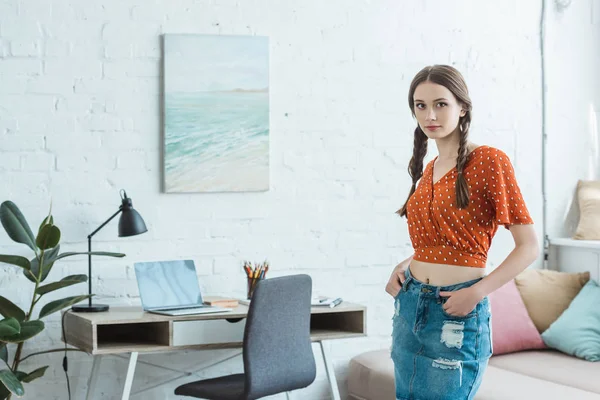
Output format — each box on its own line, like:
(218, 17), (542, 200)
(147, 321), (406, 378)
(118, 195), (147, 237)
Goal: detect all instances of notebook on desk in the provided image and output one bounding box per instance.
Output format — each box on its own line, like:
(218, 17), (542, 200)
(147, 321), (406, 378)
(134, 260), (232, 316)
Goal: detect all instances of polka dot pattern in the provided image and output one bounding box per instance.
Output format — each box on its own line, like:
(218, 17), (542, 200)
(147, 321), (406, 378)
(405, 145), (533, 268)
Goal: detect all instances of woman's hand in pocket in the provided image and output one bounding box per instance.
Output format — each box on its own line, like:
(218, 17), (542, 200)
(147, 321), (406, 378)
(439, 287), (483, 317)
(385, 261), (408, 298)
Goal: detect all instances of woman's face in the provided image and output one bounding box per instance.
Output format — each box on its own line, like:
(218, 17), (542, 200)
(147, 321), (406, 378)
(413, 81), (465, 139)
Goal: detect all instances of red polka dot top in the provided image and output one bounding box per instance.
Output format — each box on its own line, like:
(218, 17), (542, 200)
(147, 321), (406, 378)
(406, 145), (533, 268)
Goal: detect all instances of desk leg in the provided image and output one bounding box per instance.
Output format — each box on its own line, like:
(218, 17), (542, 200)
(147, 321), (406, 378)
(121, 352), (138, 400)
(86, 356), (102, 400)
(318, 341), (341, 400)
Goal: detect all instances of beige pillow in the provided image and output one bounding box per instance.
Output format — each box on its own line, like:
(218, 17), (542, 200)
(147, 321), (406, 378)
(514, 269), (590, 333)
(573, 180), (600, 240)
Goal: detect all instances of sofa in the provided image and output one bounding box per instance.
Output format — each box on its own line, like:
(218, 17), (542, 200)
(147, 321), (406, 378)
(348, 269), (600, 399)
(348, 348), (600, 399)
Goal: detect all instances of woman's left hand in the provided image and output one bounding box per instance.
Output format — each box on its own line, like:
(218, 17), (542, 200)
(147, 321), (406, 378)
(439, 287), (484, 317)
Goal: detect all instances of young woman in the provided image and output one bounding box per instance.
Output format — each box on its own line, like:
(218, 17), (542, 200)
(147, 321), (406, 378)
(386, 65), (539, 400)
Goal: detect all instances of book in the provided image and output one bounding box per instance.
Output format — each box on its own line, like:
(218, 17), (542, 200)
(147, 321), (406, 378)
(203, 296), (239, 308)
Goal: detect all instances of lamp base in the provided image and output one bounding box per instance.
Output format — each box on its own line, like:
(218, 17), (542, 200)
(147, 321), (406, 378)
(72, 303), (109, 312)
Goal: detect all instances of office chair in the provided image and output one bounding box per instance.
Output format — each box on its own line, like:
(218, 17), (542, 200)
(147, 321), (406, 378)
(174, 274), (317, 400)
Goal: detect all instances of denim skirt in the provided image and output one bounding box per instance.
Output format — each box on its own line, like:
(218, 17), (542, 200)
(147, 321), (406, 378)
(391, 267), (492, 400)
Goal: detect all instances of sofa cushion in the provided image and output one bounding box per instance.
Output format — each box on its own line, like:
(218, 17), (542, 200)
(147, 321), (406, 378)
(573, 180), (600, 239)
(348, 350), (394, 400)
(514, 269), (590, 332)
(541, 279), (600, 361)
(488, 280), (546, 355)
(489, 350), (600, 394)
(476, 365), (600, 400)
(347, 350), (600, 400)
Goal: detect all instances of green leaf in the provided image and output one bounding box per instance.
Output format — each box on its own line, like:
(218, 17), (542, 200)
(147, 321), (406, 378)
(36, 275), (87, 296)
(0, 344), (7, 364)
(35, 224), (61, 250)
(40, 264), (56, 282)
(55, 251), (126, 261)
(37, 211), (53, 235)
(0, 201), (36, 251)
(0, 368), (30, 399)
(19, 366), (48, 383)
(0, 255), (30, 271)
(0, 298), (25, 322)
(39, 295), (91, 319)
(41, 250), (60, 282)
(41, 246), (60, 268)
(12, 371), (26, 382)
(0, 370), (24, 396)
(29, 257), (39, 278)
(30, 246), (60, 283)
(28, 249), (125, 285)
(0, 319), (19, 340)
(22, 267), (37, 283)
(0, 321), (44, 343)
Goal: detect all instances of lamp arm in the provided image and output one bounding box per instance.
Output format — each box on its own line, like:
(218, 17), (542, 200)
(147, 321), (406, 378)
(88, 207), (123, 239)
(86, 207), (123, 307)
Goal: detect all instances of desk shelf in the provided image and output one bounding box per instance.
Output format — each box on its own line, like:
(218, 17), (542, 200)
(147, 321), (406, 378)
(97, 321), (170, 353)
(310, 308), (364, 336)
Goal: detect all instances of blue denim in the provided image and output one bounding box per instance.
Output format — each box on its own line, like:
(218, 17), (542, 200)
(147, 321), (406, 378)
(391, 267), (492, 400)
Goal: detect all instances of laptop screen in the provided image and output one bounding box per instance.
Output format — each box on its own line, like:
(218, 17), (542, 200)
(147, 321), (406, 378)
(134, 260), (203, 310)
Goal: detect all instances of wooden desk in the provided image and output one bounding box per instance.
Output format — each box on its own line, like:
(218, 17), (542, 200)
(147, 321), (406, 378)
(63, 302), (367, 400)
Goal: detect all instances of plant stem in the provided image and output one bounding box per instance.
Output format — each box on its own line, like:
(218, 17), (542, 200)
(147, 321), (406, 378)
(18, 348), (83, 363)
(11, 250), (44, 372)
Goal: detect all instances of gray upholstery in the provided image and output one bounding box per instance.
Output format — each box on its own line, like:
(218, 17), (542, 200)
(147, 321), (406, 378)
(175, 274), (317, 399)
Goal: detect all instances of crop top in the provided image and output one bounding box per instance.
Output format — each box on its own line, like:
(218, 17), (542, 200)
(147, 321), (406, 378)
(406, 145), (533, 268)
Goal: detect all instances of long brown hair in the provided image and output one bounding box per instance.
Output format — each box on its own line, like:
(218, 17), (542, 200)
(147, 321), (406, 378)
(397, 65), (473, 217)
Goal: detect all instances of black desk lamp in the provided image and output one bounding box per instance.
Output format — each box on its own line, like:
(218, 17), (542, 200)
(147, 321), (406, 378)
(72, 190), (147, 312)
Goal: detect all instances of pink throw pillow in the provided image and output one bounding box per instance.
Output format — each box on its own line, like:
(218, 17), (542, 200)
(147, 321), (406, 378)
(488, 280), (546, 355)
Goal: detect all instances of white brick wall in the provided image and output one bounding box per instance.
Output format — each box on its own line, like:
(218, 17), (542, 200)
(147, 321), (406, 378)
(0, 0), (554, 399)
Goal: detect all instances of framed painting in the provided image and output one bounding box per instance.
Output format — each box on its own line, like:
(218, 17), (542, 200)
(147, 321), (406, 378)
(163, 34), (269, 193)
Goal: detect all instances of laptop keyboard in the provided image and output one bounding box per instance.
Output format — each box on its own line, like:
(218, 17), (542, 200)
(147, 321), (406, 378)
(166, 307), (223, 316)
(165, 305), (208, 312)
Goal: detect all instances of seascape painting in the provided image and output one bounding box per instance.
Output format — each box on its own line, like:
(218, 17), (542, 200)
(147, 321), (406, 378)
(163, 34), (269, 193)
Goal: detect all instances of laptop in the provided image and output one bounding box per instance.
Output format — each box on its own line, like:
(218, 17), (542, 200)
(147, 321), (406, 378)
(134, 260), (232, 316)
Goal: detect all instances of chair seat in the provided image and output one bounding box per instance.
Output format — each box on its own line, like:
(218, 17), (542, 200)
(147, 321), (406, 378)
(174, 373), (246, 400)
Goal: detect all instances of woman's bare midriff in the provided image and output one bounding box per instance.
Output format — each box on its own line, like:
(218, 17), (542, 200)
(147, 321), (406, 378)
(409, 259), (486, 286)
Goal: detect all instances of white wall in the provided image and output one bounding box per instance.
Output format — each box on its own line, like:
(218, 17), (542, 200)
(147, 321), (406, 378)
(545, 0), (600, 239)
(0, 1), (544, 399)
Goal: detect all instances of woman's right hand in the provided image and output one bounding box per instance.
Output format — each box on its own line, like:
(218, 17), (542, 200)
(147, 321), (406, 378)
(385, 261), (409, 298)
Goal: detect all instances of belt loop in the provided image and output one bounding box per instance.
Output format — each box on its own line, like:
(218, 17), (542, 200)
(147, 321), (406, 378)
(402, 276), (412, 292)
(403, 266), (413, 291)
(434, 287), (443, 304)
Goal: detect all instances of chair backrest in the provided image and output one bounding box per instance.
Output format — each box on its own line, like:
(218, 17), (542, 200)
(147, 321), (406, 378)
(242, 274), (316, 399)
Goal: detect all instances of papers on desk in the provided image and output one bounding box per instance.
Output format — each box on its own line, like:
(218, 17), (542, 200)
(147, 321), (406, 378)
(311, 296), (343, 308)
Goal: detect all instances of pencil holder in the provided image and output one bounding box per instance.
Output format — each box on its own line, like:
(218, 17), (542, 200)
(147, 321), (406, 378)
(246, 276), (264, 300)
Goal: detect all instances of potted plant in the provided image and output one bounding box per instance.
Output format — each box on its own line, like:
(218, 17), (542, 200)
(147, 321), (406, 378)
(0, 201), (125, 399)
